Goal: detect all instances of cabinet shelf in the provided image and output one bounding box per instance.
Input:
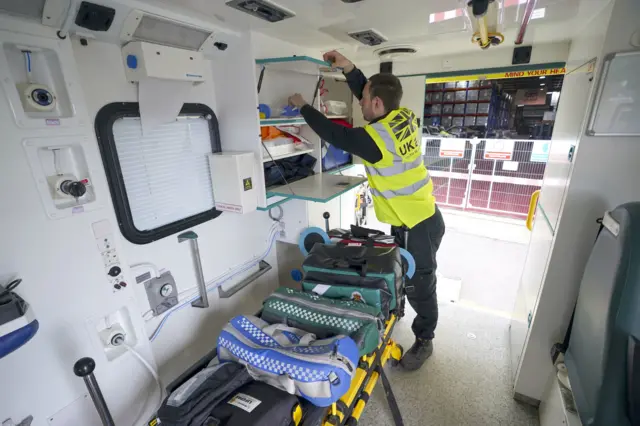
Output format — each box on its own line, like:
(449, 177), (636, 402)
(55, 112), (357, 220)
(267, 174), (366, 203)
(255, 56), (331, 76)
(260, 115), (347, 127)
(262, 147), (314, 162)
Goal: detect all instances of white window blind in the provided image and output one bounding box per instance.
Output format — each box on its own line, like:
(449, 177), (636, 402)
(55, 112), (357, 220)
(112, 117), (215, 231)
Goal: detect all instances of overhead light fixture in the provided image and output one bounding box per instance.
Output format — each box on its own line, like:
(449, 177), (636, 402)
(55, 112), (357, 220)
(540, 83), (545, 86)
(531, 8), (546, 20)
(539, 76), (546, 79)
(121, 11), (215, 51)
(517, 104), (525, 107)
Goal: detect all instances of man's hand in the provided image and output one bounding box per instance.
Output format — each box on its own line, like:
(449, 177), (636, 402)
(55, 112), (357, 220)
(323, 50), (354, 73)
(288, 93), (308, 109)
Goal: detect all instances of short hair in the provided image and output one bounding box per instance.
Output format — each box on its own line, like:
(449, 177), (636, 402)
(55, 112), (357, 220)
(368, 73), (403, 112)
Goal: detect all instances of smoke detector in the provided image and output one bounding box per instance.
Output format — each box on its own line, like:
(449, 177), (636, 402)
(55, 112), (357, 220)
(375, 46), (418, 60)
(348, 29), (387, 46)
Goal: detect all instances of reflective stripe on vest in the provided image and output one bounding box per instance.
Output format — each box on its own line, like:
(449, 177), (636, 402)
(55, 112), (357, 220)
(368, 123), (397, 153)
(364, 156), (424, 177)
(370, 174), (431, 199)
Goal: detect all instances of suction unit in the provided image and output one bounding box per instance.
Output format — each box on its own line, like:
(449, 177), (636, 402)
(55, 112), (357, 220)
(16, 50), (57, 113)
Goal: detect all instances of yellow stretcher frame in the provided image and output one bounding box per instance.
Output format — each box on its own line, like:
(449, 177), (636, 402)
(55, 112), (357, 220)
(322, 314), (404, 426)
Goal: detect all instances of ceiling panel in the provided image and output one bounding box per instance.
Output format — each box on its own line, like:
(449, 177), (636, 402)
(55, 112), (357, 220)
(137, 0), (592, 62)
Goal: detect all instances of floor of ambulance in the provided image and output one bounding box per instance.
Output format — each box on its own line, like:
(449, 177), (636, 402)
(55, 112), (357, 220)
(358, 301), (539, 426)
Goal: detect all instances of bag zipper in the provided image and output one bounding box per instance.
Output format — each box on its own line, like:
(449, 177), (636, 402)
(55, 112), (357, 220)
(270, 291), (381, 323)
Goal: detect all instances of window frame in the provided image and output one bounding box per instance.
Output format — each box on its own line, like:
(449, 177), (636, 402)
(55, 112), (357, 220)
(95, 102), (222, 245)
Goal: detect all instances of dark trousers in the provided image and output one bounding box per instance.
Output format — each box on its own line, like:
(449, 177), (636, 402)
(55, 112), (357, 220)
(391, 205), (445, 340)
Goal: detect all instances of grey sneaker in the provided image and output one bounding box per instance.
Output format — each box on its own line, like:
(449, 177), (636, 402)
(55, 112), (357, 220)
(400, 338), (433, 371)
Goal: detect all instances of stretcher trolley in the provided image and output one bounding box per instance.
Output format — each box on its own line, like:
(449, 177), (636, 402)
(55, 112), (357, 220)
(148, 224), (414, 426)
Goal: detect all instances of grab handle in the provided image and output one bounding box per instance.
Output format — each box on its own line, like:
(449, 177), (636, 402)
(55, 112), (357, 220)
(74, 357), (115, 426)
(218, 260), (272, 299)
(526, 190), (541, 231)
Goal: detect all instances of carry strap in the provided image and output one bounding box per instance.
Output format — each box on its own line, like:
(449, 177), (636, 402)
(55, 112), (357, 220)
(378, 367), (404, 426)
(551, 218), (605, 363)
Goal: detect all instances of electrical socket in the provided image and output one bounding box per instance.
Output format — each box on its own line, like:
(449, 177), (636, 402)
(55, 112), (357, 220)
(96, 234), (114, 251)
(101, 249), (119, 266)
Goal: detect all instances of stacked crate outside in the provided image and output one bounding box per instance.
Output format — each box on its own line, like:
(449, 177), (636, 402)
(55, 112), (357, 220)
(424, 79), (512, 131)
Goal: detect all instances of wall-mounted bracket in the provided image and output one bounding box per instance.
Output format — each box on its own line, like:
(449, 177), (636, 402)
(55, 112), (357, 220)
(218, 260), (272, 299)
(177, 231), (209, 309)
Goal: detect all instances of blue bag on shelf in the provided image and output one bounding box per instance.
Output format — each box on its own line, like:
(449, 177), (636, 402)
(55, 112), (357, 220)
(217, 315), (359, 407)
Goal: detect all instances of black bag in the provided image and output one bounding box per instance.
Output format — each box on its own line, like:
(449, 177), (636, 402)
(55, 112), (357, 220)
(208, 381), (301, 426)
(157, 362), (251, 426)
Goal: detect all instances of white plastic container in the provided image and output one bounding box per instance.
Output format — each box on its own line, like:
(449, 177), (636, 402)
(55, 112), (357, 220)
(324, 100), (348, 116)
(262, 137), (304, 160)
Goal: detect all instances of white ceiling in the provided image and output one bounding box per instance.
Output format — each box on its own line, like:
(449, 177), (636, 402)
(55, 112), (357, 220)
(140, 0), (609, 64)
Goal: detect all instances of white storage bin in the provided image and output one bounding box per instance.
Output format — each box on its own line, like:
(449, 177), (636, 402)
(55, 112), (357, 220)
(324, 100), (348, 116)
(261, 137), (308, 160)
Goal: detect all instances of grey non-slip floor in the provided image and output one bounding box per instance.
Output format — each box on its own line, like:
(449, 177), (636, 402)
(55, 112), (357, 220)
(359, 302), (539, 426)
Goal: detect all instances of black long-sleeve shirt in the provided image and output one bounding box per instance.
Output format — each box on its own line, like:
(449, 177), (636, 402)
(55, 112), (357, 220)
(300, 68), (383, 164)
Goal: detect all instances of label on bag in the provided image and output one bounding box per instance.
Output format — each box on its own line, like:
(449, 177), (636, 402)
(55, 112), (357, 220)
(228, 393), (262, 412)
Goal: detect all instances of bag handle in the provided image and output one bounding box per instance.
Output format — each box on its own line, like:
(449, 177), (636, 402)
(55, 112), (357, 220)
(263, 323), (317, 346)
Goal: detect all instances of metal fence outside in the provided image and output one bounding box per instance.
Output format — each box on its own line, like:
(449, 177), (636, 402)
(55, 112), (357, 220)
(423, 137), (547, 219)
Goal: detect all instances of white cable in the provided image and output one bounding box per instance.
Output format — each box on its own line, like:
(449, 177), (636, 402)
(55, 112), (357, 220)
(130, 262), (161, 280)
(144, 222), (281, 318)
(123, 343), (164, 407)
(146, 224), (281, 340)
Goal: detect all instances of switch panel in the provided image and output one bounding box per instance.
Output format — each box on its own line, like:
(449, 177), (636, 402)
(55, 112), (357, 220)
(92, 220), (127, 292)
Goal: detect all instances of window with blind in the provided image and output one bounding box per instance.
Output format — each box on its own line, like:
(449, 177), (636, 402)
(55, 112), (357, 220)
(95, 103), (222, 244)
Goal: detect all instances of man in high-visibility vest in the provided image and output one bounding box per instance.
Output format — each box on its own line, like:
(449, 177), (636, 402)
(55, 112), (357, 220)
(289, 51), (445, 371)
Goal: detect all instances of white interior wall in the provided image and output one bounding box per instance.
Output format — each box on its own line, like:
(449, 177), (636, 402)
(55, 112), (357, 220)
(74, 35), (280, 379)
(0, 11), (293, 426)
(516, 0), (640, 401)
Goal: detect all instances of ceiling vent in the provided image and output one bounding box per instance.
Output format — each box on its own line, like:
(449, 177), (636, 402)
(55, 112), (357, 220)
(225, 0), (295, 23)
(348, 29), (387, 46)
(375, 46), (418, 59)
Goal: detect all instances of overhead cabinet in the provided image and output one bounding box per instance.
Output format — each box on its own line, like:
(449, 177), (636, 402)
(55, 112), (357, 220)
(254, 56), (365, 210)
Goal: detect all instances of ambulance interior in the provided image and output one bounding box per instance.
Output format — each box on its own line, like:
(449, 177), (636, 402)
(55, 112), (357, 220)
(1, 0), (639, 425)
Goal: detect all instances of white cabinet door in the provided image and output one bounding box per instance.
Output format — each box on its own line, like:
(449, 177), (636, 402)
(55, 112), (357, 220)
(538, 59), (596, 232)
(509, 210), (555, 380)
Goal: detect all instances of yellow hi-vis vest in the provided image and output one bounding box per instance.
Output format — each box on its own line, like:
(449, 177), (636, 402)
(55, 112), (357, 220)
(363, 108), (436, 228)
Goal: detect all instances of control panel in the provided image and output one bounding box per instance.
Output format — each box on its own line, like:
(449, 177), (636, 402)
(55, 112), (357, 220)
(92, 220), (127, 292)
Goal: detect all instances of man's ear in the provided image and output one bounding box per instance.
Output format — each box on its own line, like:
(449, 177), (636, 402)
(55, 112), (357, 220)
(373, 96), (383, 111)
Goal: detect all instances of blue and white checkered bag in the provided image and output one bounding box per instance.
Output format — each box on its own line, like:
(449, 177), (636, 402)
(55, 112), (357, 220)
(217, 315), (359, 407)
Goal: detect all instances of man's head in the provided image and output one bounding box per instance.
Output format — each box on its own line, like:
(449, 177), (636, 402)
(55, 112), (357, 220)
(360, 73), (403, 122)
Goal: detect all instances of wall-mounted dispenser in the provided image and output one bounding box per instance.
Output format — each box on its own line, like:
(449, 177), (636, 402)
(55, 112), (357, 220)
(122, 41), (206, 83)
(23, 136), (101, 219)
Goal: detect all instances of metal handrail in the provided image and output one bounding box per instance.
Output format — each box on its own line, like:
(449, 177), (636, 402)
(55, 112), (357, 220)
(218, 260), (272, 299)
(526, 190), (541, 231)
